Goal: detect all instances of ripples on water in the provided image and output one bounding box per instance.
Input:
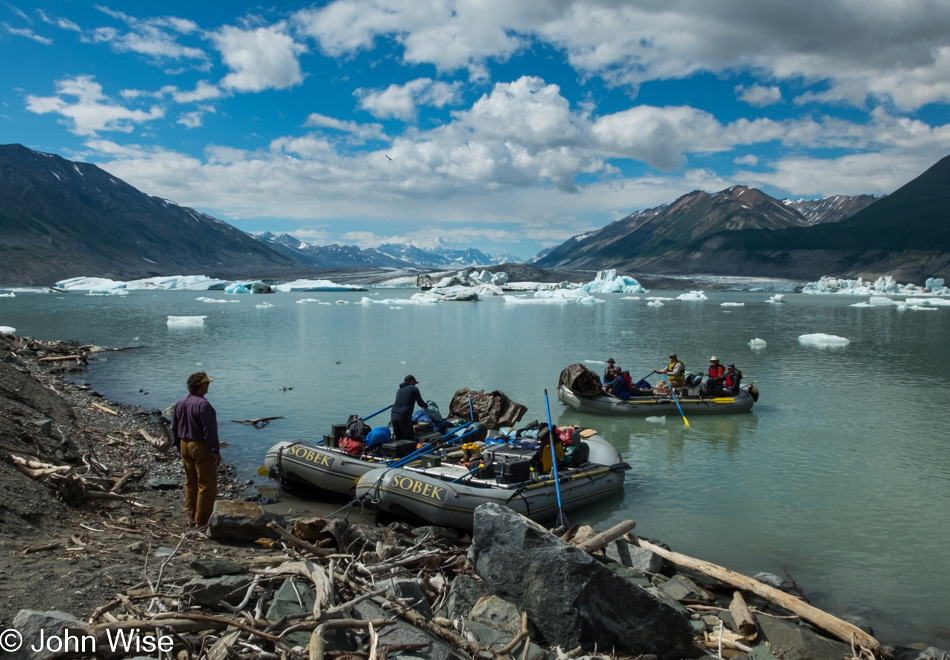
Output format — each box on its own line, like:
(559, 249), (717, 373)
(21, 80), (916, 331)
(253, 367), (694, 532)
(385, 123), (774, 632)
(2, 288), (949, 647)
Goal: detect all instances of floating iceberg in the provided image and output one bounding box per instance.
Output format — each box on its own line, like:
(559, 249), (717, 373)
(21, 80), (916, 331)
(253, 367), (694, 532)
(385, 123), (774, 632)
(126, 275), (229, 290)
(225, 282), (251, 294)
(580, 269), (647, 294)
(647, 300), (664, 307)
(503, 289), (601, 304)
(0, 325), (15, 334)
(429, 285), (484, 301)
(677, 290), (707, 301)
(0, 292), (15, 298)
(88, 289), (129, 296)
(721, 302), (744, 307)
(197, 297), (239, 304)
(274, 279), (367, 292)
(167, 315), (206, 327)
(56, 277), (125, 291)
(798, 333), (850, 347)
(766, 294), (785, 304)
(801, 275), (941, 297)
(56, 275), (228, 291)
(748, 338), (767, 349)
(255, 302), (274, 309)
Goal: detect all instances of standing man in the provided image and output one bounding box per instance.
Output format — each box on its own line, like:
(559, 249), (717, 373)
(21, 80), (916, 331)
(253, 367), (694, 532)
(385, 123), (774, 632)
(392, 375), (426, 442)
(172, 372), (220, 531)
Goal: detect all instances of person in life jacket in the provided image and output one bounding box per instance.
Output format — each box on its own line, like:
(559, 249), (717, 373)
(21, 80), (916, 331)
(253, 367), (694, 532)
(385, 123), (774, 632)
(722, 364), (743, 395)
(654, 353), (686, 389)
(602, 358), (616, 384)
(605, 366), (632, 400)
(708, 356), (725, 379)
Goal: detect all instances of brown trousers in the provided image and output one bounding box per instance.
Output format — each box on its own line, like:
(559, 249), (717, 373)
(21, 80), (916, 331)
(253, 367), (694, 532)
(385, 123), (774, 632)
(180, 440), (218, 526)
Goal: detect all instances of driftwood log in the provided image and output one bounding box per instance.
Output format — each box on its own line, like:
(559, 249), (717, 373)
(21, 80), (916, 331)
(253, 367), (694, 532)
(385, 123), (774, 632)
(92, 402), (119, 415)
(138, 427), (170, 450)
(729, 591), (758, 641)
(574, 519), (636, 554)
(633, 536), (881, 653)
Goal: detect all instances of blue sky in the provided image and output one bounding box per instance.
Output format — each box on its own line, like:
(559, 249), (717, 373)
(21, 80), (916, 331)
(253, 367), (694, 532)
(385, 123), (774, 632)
(3, 1), (949, 261)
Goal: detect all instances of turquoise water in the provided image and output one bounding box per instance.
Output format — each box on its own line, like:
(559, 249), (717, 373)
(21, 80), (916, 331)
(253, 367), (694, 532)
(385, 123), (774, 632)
(2, 287), (949, 647)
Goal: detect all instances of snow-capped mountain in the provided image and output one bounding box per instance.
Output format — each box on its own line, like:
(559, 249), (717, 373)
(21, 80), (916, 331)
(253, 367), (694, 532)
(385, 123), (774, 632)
(783, 194), (878, 224)
(253, 233), (524, 269)
(255, 233), (408, 268)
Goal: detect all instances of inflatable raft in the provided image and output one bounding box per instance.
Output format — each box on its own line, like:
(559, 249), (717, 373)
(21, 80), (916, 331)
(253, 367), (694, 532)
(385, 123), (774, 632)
(353, 434), (629, 530)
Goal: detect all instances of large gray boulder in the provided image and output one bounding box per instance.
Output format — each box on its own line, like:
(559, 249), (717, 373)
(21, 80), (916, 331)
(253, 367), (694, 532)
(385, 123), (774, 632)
(469, 503), (693, 658)
(9, 610), (88, 660)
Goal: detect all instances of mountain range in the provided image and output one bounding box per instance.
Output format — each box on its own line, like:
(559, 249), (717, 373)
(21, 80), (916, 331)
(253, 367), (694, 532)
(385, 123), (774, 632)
(0, 144), (297, 285)
(2, 142), (947, 285)
(536, 158), (950, 282)
(254, 232), (517, 270)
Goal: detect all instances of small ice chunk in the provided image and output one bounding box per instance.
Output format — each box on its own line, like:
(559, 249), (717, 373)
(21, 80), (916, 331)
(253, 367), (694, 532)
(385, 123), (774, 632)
(721, 302), (744, 307)
(0, 325), (16, 334)
(255, 302), (274, 309)
(798, 333), (850, 347)
(0, 292), (16, 297)
(296, 298), (321, 304)
(748, 338), (767, 349)
(647, 300), (664, 307)
(167, 316), (206, 326)
(197, 297), (238, 304)
(677, 290), (707, 301)
(645, 416), (666, 423)
(766, 293), (785, 303)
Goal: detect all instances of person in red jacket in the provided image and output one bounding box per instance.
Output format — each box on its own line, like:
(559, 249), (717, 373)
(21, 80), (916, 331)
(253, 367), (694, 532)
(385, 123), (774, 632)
(708, 356), (725, 379)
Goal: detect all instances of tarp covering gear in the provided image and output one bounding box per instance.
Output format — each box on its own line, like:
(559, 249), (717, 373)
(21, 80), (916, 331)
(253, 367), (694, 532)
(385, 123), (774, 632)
(449, 388), (527, 429)
(557, 363), (604, 398)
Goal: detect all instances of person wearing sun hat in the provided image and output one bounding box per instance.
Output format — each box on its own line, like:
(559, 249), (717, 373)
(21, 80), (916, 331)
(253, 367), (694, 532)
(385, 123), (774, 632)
(172, 371), (220, 531)
(602, 358), (617, 384)
(707, 356), (725, 379)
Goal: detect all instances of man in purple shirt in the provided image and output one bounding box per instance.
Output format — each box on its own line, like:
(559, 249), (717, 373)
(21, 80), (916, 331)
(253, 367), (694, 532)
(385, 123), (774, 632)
(172, 372), (220, 530)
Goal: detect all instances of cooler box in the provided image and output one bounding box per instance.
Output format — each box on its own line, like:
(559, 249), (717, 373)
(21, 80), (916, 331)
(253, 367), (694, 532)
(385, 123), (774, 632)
(380, 439), (416, 458)
(492, 457), (533, 484)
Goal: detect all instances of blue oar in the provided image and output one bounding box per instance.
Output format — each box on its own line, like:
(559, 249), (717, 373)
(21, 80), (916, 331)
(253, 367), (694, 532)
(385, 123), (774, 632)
(389, 421), (476, 468)
(362, 404), (393, 422)
(468, 395), (474, 422)
(450, 463), (481, 483)
(543, 389), (568, 529)
(663, 374), (690, 427)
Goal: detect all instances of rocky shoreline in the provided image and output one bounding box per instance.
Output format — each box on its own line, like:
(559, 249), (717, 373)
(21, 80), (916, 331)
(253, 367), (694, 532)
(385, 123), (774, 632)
(0, 331), (945, 660)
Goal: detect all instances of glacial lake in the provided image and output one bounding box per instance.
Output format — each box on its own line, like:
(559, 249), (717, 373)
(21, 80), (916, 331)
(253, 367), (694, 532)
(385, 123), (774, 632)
(2, 286), (949, 648)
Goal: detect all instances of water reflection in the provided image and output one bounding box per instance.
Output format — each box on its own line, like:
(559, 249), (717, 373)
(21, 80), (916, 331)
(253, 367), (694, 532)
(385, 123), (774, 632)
(557, 407), (759, 459)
